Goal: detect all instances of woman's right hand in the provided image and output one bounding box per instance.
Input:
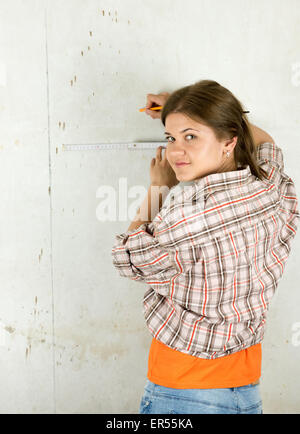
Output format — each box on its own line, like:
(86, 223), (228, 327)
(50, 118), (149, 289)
(145, 92), (170, 119)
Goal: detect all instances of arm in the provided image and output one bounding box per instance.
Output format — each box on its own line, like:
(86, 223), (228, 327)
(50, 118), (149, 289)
(111, 187), (174, 285)
(248, 123), (275, 147)
(127, 184), (169, 232)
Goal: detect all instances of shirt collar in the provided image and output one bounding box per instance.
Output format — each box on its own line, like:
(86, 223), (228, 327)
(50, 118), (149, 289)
(172, 165), (254, 204)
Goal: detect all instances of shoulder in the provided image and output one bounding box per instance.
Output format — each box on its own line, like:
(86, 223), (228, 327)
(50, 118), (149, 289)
(257, 141), (284, 172)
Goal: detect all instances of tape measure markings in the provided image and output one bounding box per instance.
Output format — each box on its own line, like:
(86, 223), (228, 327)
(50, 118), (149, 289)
(62, 142), (167, 151)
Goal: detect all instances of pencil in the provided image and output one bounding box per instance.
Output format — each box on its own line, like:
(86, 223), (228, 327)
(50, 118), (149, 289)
(139, 106), (163, 112)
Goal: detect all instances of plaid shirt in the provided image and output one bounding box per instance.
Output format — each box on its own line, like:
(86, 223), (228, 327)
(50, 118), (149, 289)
(111, 142), (300, 359)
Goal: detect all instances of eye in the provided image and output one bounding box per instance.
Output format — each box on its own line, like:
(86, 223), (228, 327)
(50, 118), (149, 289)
(185, 134), (195, 141)
(165, 134), (196, 143)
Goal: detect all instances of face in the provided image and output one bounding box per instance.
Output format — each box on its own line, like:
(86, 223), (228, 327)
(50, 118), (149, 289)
(165, 112), (237, 182)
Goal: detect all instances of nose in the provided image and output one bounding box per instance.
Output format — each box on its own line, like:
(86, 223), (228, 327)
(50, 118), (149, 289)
(168, 141), (187, 160)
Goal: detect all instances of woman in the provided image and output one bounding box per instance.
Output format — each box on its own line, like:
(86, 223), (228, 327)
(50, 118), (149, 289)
(111, 80), (299, 414)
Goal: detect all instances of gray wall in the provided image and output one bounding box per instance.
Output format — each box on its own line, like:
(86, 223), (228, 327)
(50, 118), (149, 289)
(0, 0), (299, 414)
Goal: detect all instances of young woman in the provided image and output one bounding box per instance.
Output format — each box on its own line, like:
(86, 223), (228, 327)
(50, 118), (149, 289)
(111, 80), (299, 414)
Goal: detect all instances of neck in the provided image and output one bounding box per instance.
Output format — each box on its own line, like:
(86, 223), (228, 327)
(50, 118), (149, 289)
(218, 156), (237, 173)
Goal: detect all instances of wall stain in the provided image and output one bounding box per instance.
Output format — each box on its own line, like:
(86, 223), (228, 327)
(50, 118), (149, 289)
(2, 321), (51, 362)
(38, 248), (43, 263)
(58, 121), (65, 130)
(3, 316), (143, 367)
(4, 326), (15, 334)
(70, 75), (77, 86)
(25, 345), (31, 358)
(54, 324), (129, 369)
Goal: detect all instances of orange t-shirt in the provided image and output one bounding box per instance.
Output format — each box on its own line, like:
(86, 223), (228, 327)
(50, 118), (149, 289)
(147, 338), (261, 389)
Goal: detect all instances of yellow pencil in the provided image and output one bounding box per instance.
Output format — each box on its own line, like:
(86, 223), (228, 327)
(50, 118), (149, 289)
(139, 106), (163, 112)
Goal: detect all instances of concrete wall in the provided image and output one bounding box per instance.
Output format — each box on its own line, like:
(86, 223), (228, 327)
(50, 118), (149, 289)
(0, 0), (299, 413)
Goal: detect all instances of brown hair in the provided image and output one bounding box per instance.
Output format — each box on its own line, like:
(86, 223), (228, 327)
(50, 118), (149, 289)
(161, 80), (268, 181)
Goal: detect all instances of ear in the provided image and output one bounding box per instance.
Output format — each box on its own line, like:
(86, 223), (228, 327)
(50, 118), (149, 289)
(224, 135), (238, 153)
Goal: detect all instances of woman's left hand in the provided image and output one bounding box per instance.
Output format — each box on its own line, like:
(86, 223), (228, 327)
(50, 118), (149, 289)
(150, 146), (179, 188)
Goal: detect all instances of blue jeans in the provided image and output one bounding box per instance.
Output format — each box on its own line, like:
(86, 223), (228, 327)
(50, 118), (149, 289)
(139, 380), (263, 414)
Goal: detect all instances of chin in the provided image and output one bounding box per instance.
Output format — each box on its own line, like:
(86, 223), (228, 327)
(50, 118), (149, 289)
(177, 172), (193, 180)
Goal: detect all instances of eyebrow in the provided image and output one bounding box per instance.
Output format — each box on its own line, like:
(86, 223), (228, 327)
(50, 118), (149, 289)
(164, 128), (200, 135)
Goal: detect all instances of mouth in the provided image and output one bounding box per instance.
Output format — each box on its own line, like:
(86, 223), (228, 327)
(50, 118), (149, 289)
(175, 163), (190, 168)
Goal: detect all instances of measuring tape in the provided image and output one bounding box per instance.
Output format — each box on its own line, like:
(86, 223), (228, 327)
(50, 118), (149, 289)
(62, 142), (167, 151)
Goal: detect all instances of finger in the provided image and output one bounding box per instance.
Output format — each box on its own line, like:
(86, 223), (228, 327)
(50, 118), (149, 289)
(146, 93), (163, 109)
(150, 110), (162, 119)
(159, 146), (166, 160)
(146, 93), (156, 109)
(145, 108), (154, 116)
(152, 111), (162, 119)
(156, 146), (162, 160)
(146, 109), (160, 119)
